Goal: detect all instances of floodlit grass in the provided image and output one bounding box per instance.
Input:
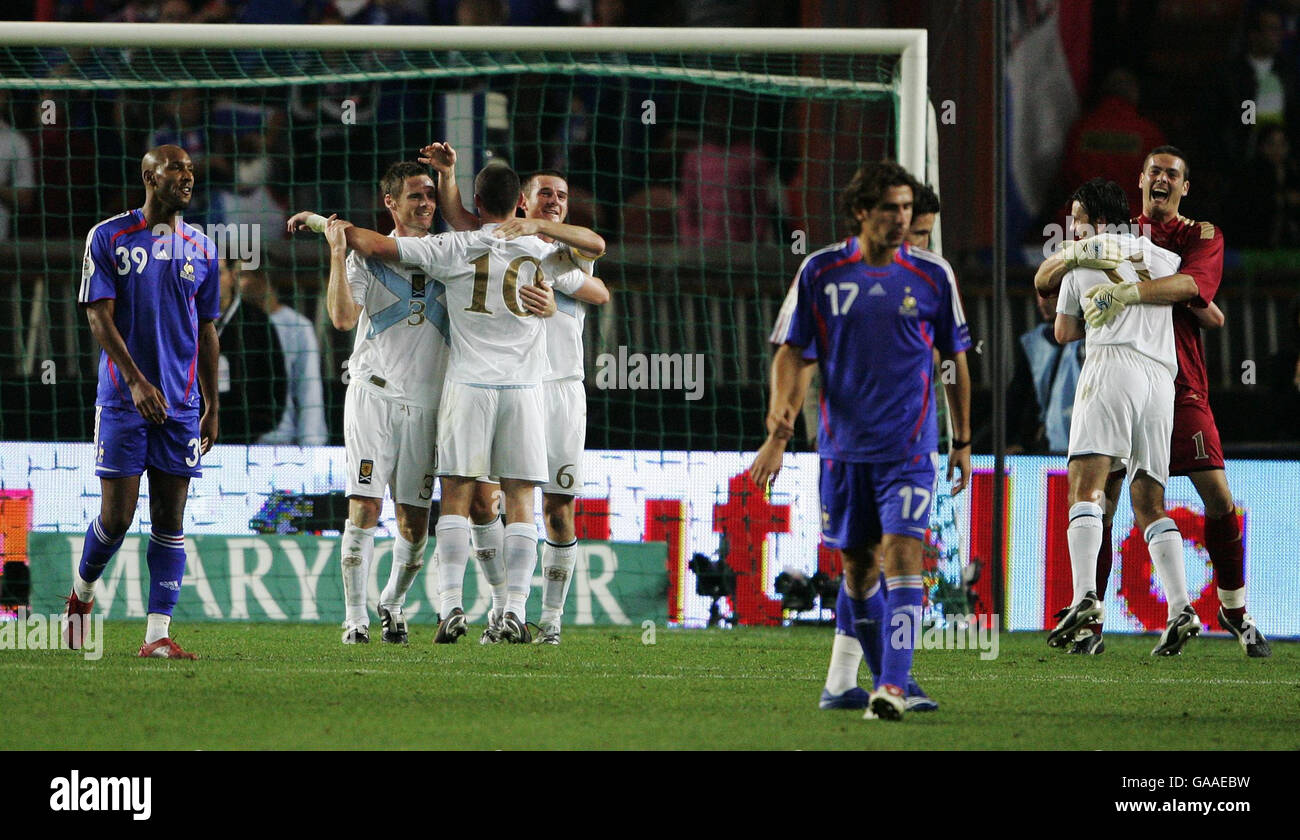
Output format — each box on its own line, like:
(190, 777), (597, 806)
(2, 622), (1295, 750)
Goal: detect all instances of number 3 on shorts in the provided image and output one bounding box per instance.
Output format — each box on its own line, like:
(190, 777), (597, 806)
(185, 438), (201, 467)
(898, 485), (931, 521)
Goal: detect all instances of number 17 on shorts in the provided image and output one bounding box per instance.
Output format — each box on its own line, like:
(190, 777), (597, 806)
(819, 456), (938, 549)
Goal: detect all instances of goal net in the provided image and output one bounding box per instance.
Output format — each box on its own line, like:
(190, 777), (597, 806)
(0, 24), (960, 627)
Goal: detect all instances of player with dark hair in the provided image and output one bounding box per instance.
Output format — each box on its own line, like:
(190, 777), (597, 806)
(1035, 148), (1262, 656)
(907, 184), (940, 249)
(423, 143), (609, 645)
(67, 144), (221, 660)
(751, 161), (973, 721)
(294, 159), (601, 645)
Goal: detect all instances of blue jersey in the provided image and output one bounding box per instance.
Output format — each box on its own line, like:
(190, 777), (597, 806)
(771, 239), (971, 462)
(79, 209), (221, 413)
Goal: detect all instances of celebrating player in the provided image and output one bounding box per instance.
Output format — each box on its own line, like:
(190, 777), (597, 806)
(1046, 178), (1207, 656)
(816, 186), (946, 712)
(291, 163), (556, 644)
(303, 162), (599, 646)
(425, 142), (610, 645)
(1035, 148), (1269, 657)
(750, 162), (972, 721)
(66, 145), (220, 660)
(292, 163), (446, 644)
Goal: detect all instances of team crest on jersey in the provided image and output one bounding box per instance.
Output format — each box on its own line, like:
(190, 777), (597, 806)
(899, 287), (918, 317)
(358, 459), (374, 484)
(412, 273), (426, 298)
(181, 261), (195, 282)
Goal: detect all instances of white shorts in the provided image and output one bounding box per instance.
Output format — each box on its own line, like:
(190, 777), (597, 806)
(542, 378), (586, 496)
(344, 384), (438, 507)
(1067, 345), (1174, 485)
(438, 381), (547, 483)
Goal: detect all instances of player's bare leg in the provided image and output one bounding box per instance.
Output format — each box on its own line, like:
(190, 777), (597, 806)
(340, 496), (381, 644)
(137, 469), (198, 659)
(1131, 472), (1201, 655)
(1049, 454), (1110, 649)
(469, 481), (508, 642)
(498, 478), (540, 643)
(1188, 468), (1270, 656)
(67, 475), (141, 649)
(536, 492), (577, 644)
(868, 534), (926, 720)
(376, 502), (430, 645)
(432, 476), (475, 642)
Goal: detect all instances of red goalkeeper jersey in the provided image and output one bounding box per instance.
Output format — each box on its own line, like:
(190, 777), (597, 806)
(1135, 212), (1224, 402)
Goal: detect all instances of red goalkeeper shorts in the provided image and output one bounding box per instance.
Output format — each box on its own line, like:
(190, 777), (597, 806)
(1168, 394), (1225, 475)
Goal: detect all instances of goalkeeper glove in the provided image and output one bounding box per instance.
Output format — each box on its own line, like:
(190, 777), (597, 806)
(1082, 282), (1141, 328)
(1060, 235), (1122, 271)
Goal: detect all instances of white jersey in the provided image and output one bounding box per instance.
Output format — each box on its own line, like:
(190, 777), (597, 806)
(1058, 233), (1182, 379)
(543, 245), (596, 382)
(396, 223), (569, 386)
(345, 232), (450, 409)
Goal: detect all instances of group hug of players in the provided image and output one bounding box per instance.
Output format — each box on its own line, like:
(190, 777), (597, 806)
(751, 146), (1269, 723)
(64, 139), (607, 657)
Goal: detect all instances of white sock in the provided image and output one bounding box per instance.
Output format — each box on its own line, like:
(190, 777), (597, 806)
(341, 520), (377, 626)
(435, 515), (471, 615)
(1066, 501), (1103, 603)
(503, 521), (539, 620)
(472, 517), (508, 615)
(1145, 517), (1190, 618)
(380, 534), (426, 609)
(539, 539), (577, 629)
(824, 633), (863, 695)
(144, 612), (171, 644)
(73, 569), (96, 603)
(1218, 587), (1246, 610)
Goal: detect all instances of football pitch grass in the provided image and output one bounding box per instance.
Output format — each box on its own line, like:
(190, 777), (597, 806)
(2, 622), (1295, 750)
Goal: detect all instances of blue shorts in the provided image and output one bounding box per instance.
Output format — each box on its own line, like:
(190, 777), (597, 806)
(93, 405), (203, 478)
(820, 454), (938, 550)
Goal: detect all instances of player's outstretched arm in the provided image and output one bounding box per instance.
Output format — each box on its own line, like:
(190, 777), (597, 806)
(197, 319), (219, 452)
(493, 217), (606, 258)
(84, 299), (169, 424)
(420, 142), (480, 232)
(288, 210), (399, 262)
(324, 218), (363, 331)
(939, 350), (972, 495)
(1134, 272), (1198, 304)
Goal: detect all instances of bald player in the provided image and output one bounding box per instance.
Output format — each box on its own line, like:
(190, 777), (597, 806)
(66, 145), (221, 660)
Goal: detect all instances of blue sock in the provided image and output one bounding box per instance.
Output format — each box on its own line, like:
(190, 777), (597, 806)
(146, 528), (187, 615)
(881, 574), (925, 690)
(78, 516), (124, 585)
(846, 579), (887, 687)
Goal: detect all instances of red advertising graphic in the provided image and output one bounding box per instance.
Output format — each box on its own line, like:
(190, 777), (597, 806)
(967, 469), (1009, 618)
(712, 473), (788, 626)
(645, 498), (687, 622)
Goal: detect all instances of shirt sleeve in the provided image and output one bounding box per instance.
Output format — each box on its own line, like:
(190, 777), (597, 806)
(1057, 270), (1082, 316)
(396, 233), (459, 278)
(931, 260), (973, 354)
(345, 250), (371, 307)
(769, 261), (815, 349)
(78, 225), (118, 304)
(549, 249), (588, 296)
(1177, 222), (1224, 308)
(197, 255), (222, 321)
